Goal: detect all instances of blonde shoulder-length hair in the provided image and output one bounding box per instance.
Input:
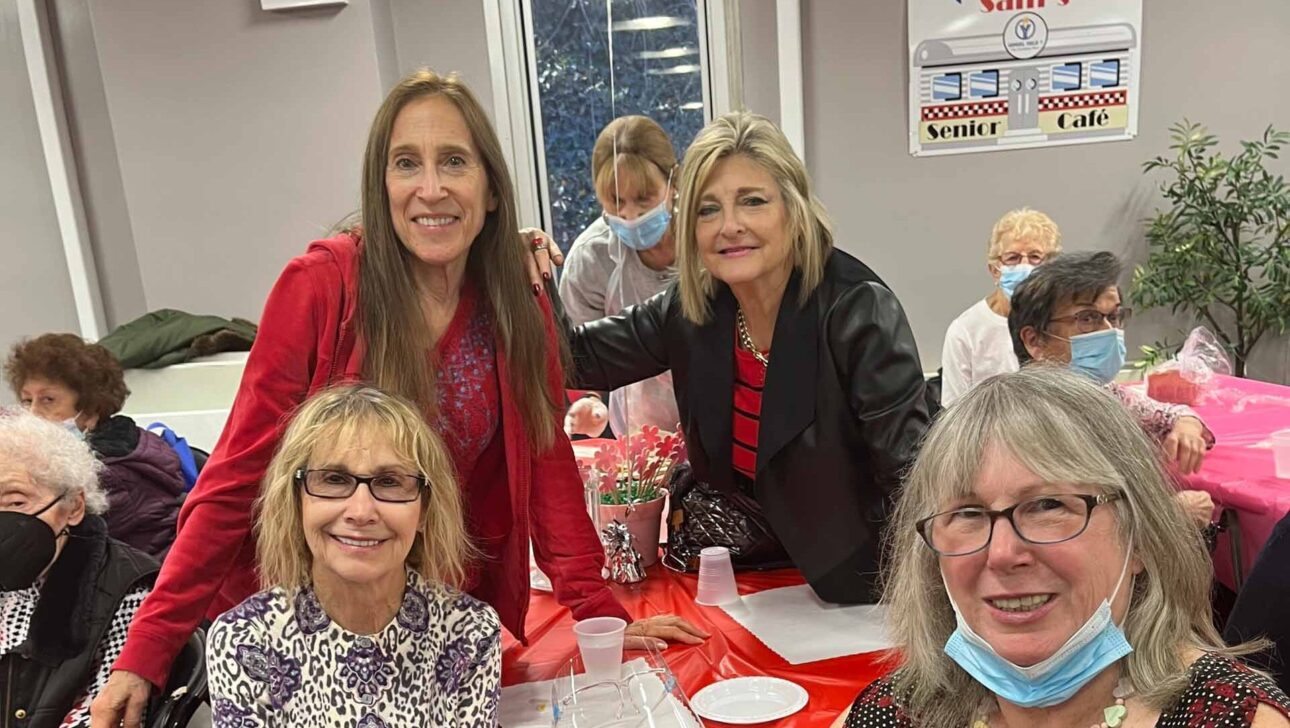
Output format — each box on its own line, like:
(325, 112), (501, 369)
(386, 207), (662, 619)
(883, 366), (1245, 726)
(673, 111), (834, 324)
(255, 384), (471, 591)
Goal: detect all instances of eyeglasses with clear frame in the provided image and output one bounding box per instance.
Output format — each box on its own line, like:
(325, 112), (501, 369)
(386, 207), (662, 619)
(293, 468), (427, 503)
(997, 251), (1049, 266)
(916, 493), (1122, 557)
(1048, 307), (1133, 334)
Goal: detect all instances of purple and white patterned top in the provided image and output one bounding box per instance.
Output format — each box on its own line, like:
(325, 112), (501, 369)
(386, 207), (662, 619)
(1109, 383), (1215, 448)
(207, 569), (501, 727)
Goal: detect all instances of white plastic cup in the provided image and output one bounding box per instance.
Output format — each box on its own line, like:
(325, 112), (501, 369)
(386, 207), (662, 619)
(1272, 429), (1290, 480)
(573, 616), (627, 682)
(695, 546), (740, 606)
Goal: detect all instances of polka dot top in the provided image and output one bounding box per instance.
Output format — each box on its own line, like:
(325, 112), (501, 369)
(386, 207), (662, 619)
(844, 652), (1290, 727)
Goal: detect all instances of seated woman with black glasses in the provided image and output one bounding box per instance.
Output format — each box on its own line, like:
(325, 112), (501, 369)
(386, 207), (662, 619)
(1007, 251), (1216, 525)
(206, 385), (500, 727)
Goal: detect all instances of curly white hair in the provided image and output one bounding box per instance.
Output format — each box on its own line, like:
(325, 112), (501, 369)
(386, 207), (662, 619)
(0, 406), (108, 514)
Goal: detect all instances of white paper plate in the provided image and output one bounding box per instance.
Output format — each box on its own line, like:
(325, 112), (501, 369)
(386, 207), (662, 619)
(690, 677), (808, 724)
(529, 566), (553, 592)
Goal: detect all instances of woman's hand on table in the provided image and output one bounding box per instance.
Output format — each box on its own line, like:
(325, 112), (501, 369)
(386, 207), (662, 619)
(624, 614), (710, 651)
(1164, 416), (1208, 475)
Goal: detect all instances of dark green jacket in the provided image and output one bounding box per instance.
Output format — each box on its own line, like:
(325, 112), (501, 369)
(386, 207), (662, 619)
(99, 309), (256, 369)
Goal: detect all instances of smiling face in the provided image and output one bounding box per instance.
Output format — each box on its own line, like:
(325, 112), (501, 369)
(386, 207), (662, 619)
(938, 443), (1136, 667)
(300, 432), (423, 595)
(693, 154), (793, 289)
(385, 94), (497, 276)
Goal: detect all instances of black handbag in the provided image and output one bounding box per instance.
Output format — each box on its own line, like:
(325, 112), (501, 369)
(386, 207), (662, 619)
(662, 465), (793, 572)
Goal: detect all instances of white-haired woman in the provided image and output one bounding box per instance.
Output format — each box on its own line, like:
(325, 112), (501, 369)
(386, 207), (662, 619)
(834, 367), (1290, 728)
(0, 408), (157, 728)
(561, 111), (932, 603)
(940, 208), (1062, 406)
(206, 385), (500, 726)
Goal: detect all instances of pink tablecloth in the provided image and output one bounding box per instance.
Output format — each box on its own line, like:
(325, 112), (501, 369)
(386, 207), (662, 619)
(1180, 375), (1290, 590)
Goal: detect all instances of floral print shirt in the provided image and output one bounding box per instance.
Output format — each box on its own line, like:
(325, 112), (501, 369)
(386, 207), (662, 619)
(1109, 383), (1215, 448)
(207, 569), (501, 727)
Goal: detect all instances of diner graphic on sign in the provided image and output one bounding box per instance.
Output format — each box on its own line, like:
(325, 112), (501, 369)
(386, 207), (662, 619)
(907, 0), (1143, 156)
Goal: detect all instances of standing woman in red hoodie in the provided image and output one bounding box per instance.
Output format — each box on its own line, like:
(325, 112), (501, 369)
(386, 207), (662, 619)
(91, 68), (704, 727)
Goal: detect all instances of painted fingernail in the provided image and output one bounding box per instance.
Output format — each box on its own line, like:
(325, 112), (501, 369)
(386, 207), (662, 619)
(543, 271), (552, 280)
(533, 284), (542, 296)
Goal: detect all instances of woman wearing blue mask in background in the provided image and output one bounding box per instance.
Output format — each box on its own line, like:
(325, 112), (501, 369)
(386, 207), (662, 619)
(1008, 251), (1217, 528)
(835, 367), (1290, 728)
(940, 208), (1062, 406)
(560, 116), (681, 436)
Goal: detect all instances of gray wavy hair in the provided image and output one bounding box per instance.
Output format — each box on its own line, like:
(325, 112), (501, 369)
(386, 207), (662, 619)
(882, 366), (1237, 725)
(0, 407), (107, 514)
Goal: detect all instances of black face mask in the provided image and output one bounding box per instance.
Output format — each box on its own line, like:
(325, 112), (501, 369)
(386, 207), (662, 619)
(0, 498), (66, 592)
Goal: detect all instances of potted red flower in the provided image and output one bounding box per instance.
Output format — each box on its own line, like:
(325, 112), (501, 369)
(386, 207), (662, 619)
(587, 425), (685, 567)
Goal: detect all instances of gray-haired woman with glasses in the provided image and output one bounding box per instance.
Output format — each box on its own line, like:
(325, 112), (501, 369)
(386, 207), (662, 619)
(1007, 251), (1215, 528)
(206, 385), (501, 727)
(833, 367), (1290, 728)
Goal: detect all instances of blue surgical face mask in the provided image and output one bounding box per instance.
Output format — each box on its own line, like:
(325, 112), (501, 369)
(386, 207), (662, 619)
(60, 416), (85, 441)
(942, 537), (1135, 709)
(603, 167), (675, 252)
(1062, 328), (1126, 385)
(998, 263), (1035, 299)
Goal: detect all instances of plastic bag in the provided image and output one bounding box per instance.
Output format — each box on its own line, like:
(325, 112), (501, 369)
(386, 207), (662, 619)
(1145, 327), (1232, 405)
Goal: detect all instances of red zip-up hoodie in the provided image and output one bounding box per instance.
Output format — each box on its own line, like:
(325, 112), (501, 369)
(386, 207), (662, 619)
(114, 234), (628, 687)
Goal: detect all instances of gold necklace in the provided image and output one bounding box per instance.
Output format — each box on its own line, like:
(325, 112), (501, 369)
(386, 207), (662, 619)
(736, 309), (769, 367)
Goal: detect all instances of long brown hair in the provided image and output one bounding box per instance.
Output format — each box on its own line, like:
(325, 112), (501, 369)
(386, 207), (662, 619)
(358, 69), (560, 450)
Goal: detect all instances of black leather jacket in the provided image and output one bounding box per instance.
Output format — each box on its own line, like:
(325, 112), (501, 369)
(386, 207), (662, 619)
(568, 250), (932, 603)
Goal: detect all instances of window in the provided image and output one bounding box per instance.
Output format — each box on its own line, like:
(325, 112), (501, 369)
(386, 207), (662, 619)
(969, 70), (999, 99)
(1090, 59), (1120, 88)
(933, 73), (962, 102)
(1051, 62), (1081, 91)
(527, 0), (708, 253)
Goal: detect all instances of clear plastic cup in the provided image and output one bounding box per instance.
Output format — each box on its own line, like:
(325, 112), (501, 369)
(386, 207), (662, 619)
(1272, 429), (1290, 480)
(573, 616), (627, 682)
(695, 546), (740, 606)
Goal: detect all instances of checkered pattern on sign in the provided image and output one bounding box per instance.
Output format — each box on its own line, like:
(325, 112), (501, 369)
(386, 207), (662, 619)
(1039, 89), (1127, 112)
(922, 99), (1008, 121)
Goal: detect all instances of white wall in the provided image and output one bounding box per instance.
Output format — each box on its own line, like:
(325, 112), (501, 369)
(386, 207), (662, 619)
(51, 0), (386, 328)
(801, 0), (1290, 383)
(0, 0), (81, 383)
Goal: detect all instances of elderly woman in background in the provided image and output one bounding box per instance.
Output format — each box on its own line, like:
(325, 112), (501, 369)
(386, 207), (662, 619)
(0, 408), (157, 728)
(5, 333), (184, 560)
(836, 368), (1290, 728)
(560, 115), (682, 436)
(1008, 250), (1216, 524)
(94, 68), (701, 728)
(940, 207), (1062, 406)
(207, 385), (499, 726)
(562, 111), (931, 603)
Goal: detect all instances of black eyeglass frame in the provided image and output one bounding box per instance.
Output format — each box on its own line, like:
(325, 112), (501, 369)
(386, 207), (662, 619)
(292, 468), (428, 503)
(915, 492), (1122, 557)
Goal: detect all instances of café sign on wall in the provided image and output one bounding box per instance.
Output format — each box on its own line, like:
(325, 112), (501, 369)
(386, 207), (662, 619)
(908, 0), (1143, 156)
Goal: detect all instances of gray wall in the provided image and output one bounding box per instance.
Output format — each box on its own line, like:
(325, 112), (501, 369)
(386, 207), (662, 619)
(58, 0), (386, 326)
(801, 0), (1290, 382)
(0, 0), (80, 386)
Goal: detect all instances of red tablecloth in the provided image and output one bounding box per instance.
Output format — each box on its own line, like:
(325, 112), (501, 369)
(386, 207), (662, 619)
(1180, 375), (1290, 589)
(501, 566), (891, 727)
